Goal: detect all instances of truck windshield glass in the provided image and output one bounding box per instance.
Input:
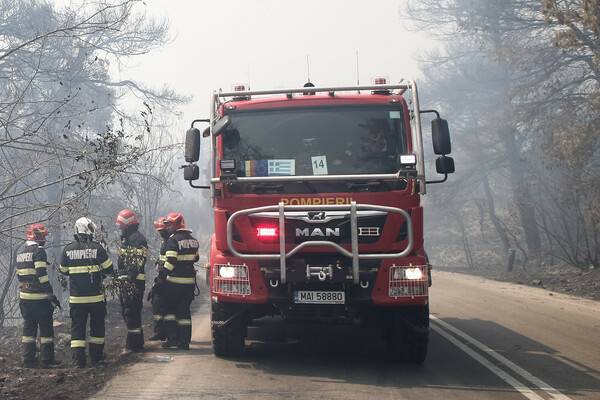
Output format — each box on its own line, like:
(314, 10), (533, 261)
(221, 105), (408, 177)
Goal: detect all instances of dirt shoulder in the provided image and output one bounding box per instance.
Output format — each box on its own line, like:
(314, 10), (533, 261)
(434, 263), (600, 301)
(0, 298), (149, 400)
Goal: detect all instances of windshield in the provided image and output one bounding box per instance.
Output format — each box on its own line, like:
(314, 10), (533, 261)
(221, 104), (408, 177)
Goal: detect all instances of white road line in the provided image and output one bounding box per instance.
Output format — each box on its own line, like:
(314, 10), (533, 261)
(431, 316), (571, 400)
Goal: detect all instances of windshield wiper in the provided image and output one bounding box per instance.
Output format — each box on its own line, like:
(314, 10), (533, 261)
(250, 183), (284, 194)
(346, 181), (382, 191)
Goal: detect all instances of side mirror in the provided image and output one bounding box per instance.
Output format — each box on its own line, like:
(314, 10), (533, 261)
(432, 118), (451, 155)
(185, 128), (201, 162)
(436, 156), (455, 174)
(213, 115), (231, 136)
(183, 164), (200, 181)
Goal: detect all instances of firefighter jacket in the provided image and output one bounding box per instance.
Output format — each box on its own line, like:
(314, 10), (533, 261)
(16, 241), (53, 301)
(159, 229), (199, 285)
(117, 226), (147, 284)
(59, 237), (114, 305)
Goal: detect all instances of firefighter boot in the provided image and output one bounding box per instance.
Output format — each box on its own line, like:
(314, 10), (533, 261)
(177, 342), (190, 350)
(40, 341), (61, 368)
(22, 338), (37, 367)
(161, 338), (178, 348)
(149, 315), (165, 340)
(72, 347), (86, 368)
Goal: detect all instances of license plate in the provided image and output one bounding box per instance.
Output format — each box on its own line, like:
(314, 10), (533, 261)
(294, 290), (345, 304)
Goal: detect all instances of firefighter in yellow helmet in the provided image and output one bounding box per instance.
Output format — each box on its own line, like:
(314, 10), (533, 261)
(158, 213), (199, 350)
(115, 209), (148, 352)
(16, 223), (61, 368)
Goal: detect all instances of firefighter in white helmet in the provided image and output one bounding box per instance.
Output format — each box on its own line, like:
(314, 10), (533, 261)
(59, 217), (114, 368)
(16, 223), (62, 368)
(115, 209), (148, 352)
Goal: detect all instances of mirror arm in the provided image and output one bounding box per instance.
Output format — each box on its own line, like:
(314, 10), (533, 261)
(425, 173), (448, 185)
(191, 118), (210, 128)
(419, 109), (440, 118)
(188, 181), (210, 189)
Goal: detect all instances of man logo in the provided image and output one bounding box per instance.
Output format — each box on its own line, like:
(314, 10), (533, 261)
(296, 227), (340, 237)
(308, 211), (325, 220)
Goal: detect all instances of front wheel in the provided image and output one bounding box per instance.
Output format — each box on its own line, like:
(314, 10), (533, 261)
(382, 305), (429, 364)
(211, 301), (246, 357)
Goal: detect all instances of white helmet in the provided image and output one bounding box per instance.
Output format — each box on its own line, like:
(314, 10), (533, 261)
(75, 217), (96, 236)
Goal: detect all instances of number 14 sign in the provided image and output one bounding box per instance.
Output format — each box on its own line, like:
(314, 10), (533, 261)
(311, 155), (328, 175)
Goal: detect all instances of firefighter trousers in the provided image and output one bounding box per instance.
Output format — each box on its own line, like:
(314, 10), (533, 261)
(19, 300), (55, 363)
(163, 282), (194, 344)
(70, 303), (107, 366)
(119, 281), (145, 350)
(151, 289), (165, 339)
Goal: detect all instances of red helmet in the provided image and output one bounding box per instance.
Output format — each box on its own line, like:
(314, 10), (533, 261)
(154, 217), (167, 231)
(116, 209), (139, 227)
(165, 213), (185, 230)
(27, 223), (49, 242)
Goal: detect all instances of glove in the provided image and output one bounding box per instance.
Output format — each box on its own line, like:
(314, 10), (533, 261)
(146, 287), (154, 302)
(48, 293), (61, 309)
(153, 277), (164, 294)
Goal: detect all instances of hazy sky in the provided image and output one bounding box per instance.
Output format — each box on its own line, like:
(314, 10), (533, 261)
(128, 0), (434, 130)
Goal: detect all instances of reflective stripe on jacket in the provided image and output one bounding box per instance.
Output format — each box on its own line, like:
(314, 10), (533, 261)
(16, 242), (53, 300)
(159, 230), (199, 284)
(59, 238), (114, 304)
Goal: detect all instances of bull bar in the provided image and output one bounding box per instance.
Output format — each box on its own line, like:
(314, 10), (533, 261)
(226, 201), (414, 285)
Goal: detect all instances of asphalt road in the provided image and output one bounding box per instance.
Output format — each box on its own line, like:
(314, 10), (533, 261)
(91, 270), (600, 400)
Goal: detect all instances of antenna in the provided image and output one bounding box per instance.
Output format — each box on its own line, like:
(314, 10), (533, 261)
(356, 51), (360, 93)
(247, 61), (251, 87)
(306, 55), (311, 83)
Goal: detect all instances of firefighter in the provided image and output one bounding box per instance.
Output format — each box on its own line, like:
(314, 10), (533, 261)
(362, 126), (388, 153)
(115, 209), (148, 352)
(148, 217), (169, 341)
(158, 213), (199, 350)
(59, 217), (114, 368)
(16, 223), (61, 368)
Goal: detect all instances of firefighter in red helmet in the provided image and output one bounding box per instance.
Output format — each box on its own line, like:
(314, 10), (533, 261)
(158, 213), (199, 350)
(147, 217), (169, 341)
(115, 209), (148, 352)
(17, 223), (61, 368)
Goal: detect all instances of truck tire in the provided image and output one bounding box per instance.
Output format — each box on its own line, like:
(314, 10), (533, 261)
(383, 305), (429, 364)
(211, 301), (245, 357)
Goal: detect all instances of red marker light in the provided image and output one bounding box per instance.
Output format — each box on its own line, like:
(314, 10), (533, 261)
(256, 226), (278, 239)
(374, 77), (387, 85)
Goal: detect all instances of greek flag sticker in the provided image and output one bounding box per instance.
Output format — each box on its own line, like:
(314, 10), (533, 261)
(268, 159), (295, 175)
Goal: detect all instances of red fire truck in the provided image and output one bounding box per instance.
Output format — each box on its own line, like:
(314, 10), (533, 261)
(183, 79), (454, 363)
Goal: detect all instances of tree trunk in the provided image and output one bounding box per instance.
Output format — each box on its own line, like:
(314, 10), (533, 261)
(504, 131), (542, 260)
(454, 211), (474, 268)
(480, 170), (511, 255)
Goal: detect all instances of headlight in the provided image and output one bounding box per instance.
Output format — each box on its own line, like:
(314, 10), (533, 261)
(392, 266), (424, 280)
(219, 266), (235, 278)
(405, 267), (423, 280)
(218, 265), (248, 278)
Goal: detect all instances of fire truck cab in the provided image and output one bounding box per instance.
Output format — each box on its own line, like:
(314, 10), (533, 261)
(183, 79), (454, 363)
